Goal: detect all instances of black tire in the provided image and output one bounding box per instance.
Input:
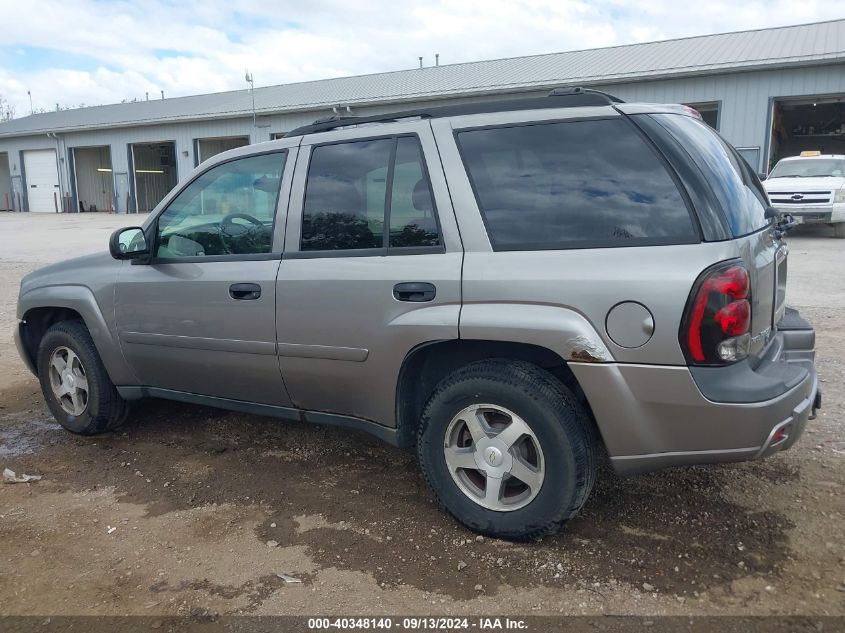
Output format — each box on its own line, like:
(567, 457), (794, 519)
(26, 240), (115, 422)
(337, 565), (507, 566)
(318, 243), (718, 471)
(36, 319), (129, 435)
(417, 359), (596, 541)
(834, 223), (845, 239)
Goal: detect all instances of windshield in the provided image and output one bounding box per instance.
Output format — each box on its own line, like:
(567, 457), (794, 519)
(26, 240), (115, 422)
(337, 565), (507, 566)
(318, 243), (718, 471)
(769, 158), (845, 178)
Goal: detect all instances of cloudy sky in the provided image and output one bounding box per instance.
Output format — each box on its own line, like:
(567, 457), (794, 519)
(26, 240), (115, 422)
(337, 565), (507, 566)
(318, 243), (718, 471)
(1, 0), (842, 117)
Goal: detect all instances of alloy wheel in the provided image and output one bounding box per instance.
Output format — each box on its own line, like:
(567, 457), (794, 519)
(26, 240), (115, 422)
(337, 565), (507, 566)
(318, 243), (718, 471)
(48, 346), (89, 416)
(443, 404), (545, 511)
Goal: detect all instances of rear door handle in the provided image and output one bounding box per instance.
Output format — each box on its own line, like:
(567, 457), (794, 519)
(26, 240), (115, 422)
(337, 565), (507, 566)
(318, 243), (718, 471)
(393, 282), (436, 302)
(229, 283), (262, 300)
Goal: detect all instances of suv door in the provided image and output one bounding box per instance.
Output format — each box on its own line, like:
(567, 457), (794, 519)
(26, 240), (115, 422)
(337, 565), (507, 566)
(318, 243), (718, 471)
(276, 122), (462, 426)
(115, 145), (297, 406)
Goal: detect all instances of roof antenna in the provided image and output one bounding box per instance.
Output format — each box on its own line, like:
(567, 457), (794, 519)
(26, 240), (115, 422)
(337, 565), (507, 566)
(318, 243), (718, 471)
(418, 56), (423, 69)
(435, 53), (440, 67)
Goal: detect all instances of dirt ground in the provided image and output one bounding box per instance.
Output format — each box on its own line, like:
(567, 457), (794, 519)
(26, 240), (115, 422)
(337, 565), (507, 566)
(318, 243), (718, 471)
(0, 213), (842, 617)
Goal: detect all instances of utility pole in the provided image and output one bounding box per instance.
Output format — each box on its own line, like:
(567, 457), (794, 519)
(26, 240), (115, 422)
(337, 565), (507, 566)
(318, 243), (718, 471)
(245, 70), (256, 131)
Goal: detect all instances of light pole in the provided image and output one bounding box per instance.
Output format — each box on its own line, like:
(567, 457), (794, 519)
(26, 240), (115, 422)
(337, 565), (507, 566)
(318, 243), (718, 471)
(245, 70), (256, 131)
(27, 90), (33, 115)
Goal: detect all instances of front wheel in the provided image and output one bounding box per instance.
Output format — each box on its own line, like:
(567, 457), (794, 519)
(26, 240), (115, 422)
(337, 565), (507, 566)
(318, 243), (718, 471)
(833, 222), (845, 239)
(37, 320), (129, 434)
(417, 360), (596, 541)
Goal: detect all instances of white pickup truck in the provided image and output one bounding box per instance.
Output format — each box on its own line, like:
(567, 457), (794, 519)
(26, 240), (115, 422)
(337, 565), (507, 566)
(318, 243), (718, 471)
(763, 152), (845, 238)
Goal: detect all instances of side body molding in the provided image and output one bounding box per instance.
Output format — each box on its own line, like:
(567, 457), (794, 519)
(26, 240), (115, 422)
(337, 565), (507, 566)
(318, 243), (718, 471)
(18, 285), (138, 385)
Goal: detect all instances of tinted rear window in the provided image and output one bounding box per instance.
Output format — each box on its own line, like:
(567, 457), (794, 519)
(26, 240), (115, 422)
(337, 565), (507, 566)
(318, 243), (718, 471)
(651, 113), (768, 237)
(456, 118), (697, 250)
(301, 136), (441, 252)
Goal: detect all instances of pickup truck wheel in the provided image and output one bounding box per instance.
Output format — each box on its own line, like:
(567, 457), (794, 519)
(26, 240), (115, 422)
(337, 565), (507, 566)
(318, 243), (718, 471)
(834, 222), (845, 239)
(417, 360), (596, 541)
(36, 320), (129, 435)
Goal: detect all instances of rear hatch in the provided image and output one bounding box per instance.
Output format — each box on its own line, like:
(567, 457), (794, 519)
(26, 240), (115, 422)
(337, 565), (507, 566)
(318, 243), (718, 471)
(641, 112), (784, 360)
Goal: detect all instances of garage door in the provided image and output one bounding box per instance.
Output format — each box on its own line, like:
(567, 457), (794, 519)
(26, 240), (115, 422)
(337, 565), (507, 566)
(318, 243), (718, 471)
(769, 96), (845, 171)
(23, 149), (60, 212)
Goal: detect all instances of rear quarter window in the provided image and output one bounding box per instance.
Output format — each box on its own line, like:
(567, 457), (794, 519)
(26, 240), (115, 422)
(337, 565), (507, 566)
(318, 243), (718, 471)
(650, 113), (768, 238)
(455, 117), (698, 250)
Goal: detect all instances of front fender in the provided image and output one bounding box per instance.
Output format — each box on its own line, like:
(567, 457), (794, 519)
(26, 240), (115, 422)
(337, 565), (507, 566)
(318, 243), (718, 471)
(18, 285), (138, 385)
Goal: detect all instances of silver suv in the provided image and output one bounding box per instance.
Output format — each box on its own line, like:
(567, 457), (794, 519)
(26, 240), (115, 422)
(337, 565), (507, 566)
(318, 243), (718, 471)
(15, 88), (821, 540)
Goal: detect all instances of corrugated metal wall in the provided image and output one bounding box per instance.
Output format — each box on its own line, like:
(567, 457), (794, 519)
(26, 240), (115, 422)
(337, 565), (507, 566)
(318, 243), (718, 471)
(597, 65), (845, 153)
(0, 63), (843, 213)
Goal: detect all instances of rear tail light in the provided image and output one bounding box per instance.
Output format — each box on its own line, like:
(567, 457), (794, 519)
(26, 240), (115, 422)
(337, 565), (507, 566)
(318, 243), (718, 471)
(681, 260), (752, 365)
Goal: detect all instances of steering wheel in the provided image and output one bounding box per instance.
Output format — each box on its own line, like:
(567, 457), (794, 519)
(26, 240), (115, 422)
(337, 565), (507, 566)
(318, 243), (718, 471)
(219, 213), (264, 252)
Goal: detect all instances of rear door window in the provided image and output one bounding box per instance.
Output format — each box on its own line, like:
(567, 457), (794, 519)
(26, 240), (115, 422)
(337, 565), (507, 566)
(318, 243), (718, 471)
(301, 136), (441, 252)
(388, 137), (440, 248)
(651, 113), (768, 237)
(301, 138), (391, 251)
(455, 118), (697, 250)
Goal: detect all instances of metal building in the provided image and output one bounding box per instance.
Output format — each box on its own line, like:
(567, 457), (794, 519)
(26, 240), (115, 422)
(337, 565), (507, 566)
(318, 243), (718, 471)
(1, 18), (843, 213)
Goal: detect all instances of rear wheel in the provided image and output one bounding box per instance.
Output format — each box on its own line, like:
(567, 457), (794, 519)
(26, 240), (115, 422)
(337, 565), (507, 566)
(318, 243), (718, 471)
(37, 320), (129, 434)
(417, 360), (596, 540)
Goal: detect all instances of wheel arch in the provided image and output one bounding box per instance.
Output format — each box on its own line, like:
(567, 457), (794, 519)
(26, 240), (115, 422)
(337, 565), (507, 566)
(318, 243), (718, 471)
(394, 339), (603, 450)
(18, 286), (137, 385)
(18, 306), (85, 372)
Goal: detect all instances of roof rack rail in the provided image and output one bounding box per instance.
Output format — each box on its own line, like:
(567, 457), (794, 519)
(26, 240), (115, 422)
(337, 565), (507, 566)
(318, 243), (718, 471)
(285, 86), (623, 137)
(286, 112), (432, 137)
(547, 86), (624, 102)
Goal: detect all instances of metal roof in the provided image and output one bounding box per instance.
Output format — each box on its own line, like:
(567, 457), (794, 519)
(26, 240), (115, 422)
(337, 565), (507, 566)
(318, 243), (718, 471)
(2, 18), (844, 138)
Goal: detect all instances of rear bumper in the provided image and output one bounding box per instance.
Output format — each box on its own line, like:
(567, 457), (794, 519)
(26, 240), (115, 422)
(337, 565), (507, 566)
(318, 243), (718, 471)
(571, 308), (818, 475)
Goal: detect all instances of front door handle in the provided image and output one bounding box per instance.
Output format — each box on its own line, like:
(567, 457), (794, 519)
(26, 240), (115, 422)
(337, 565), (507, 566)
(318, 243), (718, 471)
(229, 283), (262, 300)
(393, 282), (436, 302)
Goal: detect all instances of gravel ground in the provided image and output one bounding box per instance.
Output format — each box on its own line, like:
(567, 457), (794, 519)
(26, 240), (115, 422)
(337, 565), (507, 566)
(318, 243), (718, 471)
(0, 213), (842, 617)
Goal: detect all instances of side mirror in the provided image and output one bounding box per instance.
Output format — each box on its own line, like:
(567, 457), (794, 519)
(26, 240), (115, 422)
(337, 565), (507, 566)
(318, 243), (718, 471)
(109, 227), (149, 260)
(757, 172), (768, 181)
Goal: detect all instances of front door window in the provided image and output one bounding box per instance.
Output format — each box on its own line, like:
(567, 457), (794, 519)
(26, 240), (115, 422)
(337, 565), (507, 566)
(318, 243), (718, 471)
(156, 152), (286, 258)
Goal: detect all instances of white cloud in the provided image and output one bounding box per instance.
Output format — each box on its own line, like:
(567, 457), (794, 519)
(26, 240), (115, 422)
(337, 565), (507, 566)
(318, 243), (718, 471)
(0, 0), (841, 116)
